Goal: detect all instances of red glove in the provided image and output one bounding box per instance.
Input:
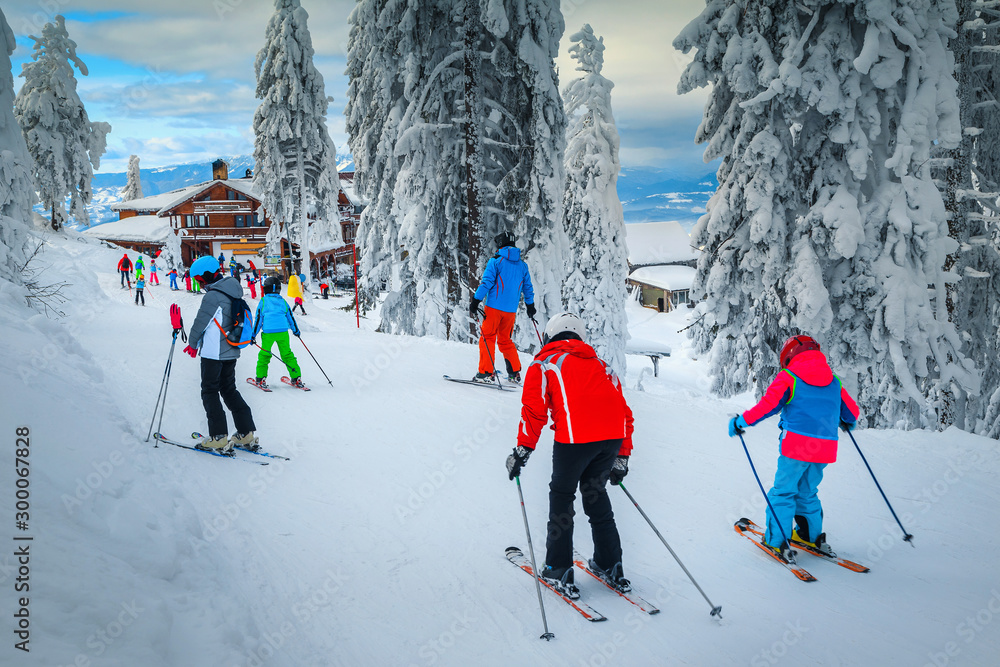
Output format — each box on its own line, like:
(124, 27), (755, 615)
(183, 345), (198, 358)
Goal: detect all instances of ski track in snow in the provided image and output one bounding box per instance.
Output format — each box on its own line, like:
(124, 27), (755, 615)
(1, 231), (999, 666)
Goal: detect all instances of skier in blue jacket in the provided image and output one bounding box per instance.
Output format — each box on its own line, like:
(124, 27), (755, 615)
(469, 231), (536, 383)
(250, 276), (304, 390)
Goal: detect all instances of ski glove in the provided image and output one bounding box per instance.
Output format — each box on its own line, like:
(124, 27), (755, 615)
(609, 456), (629, 485)
(469, 297), (481, 319)
(183, 345), (198, 358)
(728, 415), (748, 437)
(526, 302), (536, 319)
(839, 420), (856, 432)
(506, 445), (532, 480)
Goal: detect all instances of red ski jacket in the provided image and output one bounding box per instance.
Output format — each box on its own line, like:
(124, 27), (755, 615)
(117, 256), (132, 272)
(518, 339), (634, 455)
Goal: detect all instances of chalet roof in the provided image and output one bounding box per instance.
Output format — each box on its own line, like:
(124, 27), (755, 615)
(628, 265), (696, 292)
(625, 221), (698, 267)
(338, 171), (363, 206)
(81, 214), (172, 244)
(111, 179), (262, 216)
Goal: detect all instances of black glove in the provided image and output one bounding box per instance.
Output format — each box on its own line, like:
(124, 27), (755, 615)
(610, 456), (629, 485)
(469, 297), (482, 319)
(840, 420), (856, 432)
(526, 302), (536, 319)
(506, 445), (532, 480)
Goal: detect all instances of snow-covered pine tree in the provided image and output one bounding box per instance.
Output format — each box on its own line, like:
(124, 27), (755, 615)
(346, 0), (407, 315)
(561, 24), (629, 374)
(0, 7), (34, 284)
(946, 0), (1000, 436)
(253, 0), (341, 287)
(14, 15), (110, 231)
(121, 154), (142, 201)
(482, 0), (568, 347)
(346, 0), (566, 341)
(676, 0), (978, 427)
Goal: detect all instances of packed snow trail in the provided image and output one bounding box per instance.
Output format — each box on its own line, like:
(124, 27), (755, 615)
(1, 231), (999, 666)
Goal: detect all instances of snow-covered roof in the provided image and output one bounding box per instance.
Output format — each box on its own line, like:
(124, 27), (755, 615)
(111, 179), (262, 215)
(339, 172), (363, 206)
(81, 215), (172, 244)
(628, 265), (696, 292)
(625, 221), (698, 266)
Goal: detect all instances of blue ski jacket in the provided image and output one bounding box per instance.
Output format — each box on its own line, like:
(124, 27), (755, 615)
(253, 293), (299, 337)
(473, 246), (534, 314)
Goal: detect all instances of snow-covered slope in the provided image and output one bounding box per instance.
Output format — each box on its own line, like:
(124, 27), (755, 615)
(2, 231), (998, 666)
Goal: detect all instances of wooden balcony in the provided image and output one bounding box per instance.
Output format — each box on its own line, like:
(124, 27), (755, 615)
(193, 201), (254, 214)
(178, 226), (267, 240)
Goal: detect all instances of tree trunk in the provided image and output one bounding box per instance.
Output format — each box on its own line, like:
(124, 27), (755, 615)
(463, 0), (482, 341)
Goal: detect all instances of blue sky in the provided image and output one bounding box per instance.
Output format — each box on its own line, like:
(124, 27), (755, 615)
(7, 1), (714, 175)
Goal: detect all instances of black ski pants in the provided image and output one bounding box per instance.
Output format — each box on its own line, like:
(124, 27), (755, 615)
(545, 439), (623, 571)
(134, 289), (144, 305)
(200, 358), (256, 438)
(120, 269), (131, 287)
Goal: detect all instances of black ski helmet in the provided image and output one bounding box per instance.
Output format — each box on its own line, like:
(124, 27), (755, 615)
(494, 231), (515, 250)
(263, 276), (282, 295)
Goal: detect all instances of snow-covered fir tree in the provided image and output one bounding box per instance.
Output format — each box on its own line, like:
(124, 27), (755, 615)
(14, 15), (110, 231)
(253, 0), (341, 287)
(946, 0), (1000, 437)
(346, 0), (567, 342)
(345, 0), (403, 313)
(561, 24), (629, 374)
(0, 7), (34, 285)
(121, 154), (142, 201)
(675, 0), (978, 428)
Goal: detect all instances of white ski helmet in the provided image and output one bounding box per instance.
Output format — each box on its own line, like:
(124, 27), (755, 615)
(543, 312), (586, 344)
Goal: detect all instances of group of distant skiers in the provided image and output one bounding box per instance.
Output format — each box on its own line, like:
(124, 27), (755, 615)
(124, 229), (861, 600)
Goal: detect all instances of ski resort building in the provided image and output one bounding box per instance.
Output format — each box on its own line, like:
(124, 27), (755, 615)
(97, 160), (363, 276)
(625, 221), (698, 312)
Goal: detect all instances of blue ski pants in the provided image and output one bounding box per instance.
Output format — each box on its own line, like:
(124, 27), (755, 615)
(764, 455), (826, 547)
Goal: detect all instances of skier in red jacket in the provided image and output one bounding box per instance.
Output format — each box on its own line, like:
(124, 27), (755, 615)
(117, 253), (132, 288)
(506, 312), (634, 598)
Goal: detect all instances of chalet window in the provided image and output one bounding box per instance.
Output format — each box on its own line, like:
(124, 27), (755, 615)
(227, 190), (236, 201)
(196, 215), (208, 228)
(184, 215), (193, 227)
(198, 193), (211, 201)
(253, 213), (264, 227)
(235, 215), (246, 228)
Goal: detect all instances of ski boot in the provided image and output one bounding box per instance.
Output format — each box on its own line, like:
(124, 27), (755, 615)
(251, 377), (268, 391)
(588, 559), (631, 593)
(761, 539), (797, 564)
(230, 431), (259, 453)
(792, 529), (835, 556)
(290, 377), (306, 389)
(196, 434), (230, 453)
(539, 565), (580, 599)
(472, 372), (496, 384)
(507, 371), (522, 384)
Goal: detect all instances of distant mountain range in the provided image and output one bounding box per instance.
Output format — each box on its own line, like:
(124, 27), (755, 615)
(58, 156), (716, 231)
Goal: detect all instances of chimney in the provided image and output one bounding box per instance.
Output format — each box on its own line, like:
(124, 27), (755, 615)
(245, 168), (253, 179)
(212, 159), (229, 181)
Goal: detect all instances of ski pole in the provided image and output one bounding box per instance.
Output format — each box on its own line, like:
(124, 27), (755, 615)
(738, 432), (792, 549)
(846, 429), (914, 546)
(475, 311), (505, 390)
(146, 330), (178, 443)
(297, 335), (334, 387)
(530, 318), (543, 346)
(617, 482), (722, 618)
(515, 476), (554, 640)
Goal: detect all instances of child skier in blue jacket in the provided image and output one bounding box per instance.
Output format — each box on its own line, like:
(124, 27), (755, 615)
(251, 277), (304, 390)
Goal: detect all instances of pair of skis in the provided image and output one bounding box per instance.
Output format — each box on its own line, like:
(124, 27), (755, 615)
(506, 547), (660, 622)
(152, 432), (291, 465)
(734, 518), (869, 582)
(246, 376), (311, 392)
(443, 375), (518, 392)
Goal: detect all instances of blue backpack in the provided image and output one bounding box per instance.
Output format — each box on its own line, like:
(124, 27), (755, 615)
(214, 294), (254, 349)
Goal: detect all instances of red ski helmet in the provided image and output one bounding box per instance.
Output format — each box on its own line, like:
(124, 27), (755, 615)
(779, 335), (821, 369)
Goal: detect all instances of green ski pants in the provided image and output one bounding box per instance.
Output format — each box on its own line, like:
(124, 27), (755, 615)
(256, 331), (301, 379)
